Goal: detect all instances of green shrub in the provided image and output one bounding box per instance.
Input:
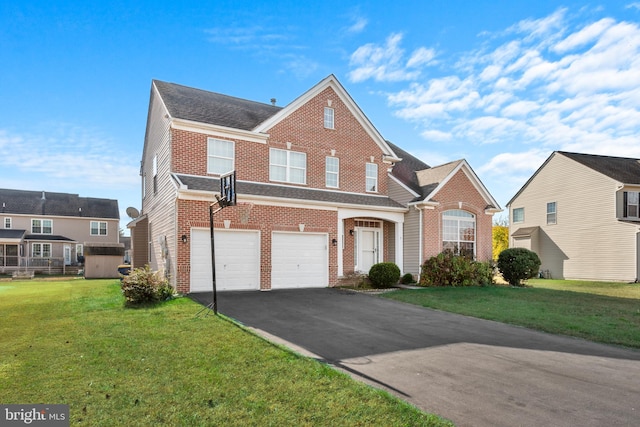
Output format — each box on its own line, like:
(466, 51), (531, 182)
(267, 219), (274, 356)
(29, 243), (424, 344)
(497, 247), (541, 287)
(400, 273), (415, 285)
(368, 262), (401, 288)
(419, 250), (494, 287)
(121, 265), (174, 305)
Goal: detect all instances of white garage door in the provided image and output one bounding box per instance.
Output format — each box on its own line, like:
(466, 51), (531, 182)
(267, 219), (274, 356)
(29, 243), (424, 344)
(271, 232), (328, 289)
(190, 229), (260, 292)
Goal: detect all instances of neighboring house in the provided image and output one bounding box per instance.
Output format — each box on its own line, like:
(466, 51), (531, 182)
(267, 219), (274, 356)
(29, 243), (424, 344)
(130, 75), (500, 293)
(0, 188), (120, 274)
(507, 151), (640, 282)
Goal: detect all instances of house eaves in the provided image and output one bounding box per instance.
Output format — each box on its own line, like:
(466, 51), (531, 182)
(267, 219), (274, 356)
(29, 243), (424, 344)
(170, 118), (268, 144)
(254, 75), (400, 161)
(172, 173), (406, 212)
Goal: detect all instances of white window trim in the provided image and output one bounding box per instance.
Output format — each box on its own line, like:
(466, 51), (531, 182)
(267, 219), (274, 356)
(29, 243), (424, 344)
(90, 221), (108, 236)
(32, 243), (52, 258)
(76, 244), (84, 256)
(366, 163), (378, 193)
(442, 210), (476, 258)
(269, 148), (307, 184)
(547, 202), (557, 225)
(31, 218), (53, 234)
(207, 137), (235, 175)
(325, 156), (339, 188)
(4, 217), (11, 229)
(627, 191), (639, 218)
(324, 107), (334, 129)
(512, 207), (524, 223)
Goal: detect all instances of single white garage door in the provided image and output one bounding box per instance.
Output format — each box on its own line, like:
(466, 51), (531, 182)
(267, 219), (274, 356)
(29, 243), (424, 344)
(190, 229), (260, 292)
(271, 232), (328, 289)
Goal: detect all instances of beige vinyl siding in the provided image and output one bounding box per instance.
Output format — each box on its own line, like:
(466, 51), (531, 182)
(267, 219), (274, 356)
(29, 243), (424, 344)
(403, 207), (422, 277)
(510, 153), (637, 281)
(141, 85), (177, 285)
(388, 176), (417, 206)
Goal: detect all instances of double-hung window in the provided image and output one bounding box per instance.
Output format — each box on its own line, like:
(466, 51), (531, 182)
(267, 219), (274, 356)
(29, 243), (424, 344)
(546, 202), (557, 225)
(442, 210), (476, 258)
(626, 191), (639, 218)
(32, 219), (52, 234)
(366, 163), (378, 192)
(512, 208), (524, 223)
(269, 148), (306, 184)
(207, 138), (235, 175)
(326, 157), (339, 188)
(324, 107), (334, 129)
(90, 221), (107, 236)
(33, 243), (52, 258)
(4, 217), (10, 229)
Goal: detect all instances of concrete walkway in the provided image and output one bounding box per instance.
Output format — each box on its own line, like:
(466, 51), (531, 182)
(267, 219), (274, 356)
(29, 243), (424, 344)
(191, 288), (640, 427)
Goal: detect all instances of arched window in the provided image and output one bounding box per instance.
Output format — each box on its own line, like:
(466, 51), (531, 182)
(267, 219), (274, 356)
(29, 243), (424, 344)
(442, 210), (475, 258)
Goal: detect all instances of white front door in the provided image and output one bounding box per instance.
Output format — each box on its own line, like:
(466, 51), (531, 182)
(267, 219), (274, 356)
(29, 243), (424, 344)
(64, 245), (72, 265)
(357, 228), (380, 273)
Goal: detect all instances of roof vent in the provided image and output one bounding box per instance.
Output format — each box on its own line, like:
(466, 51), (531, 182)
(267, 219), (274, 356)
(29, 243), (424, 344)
(270, 98), (276, 106)
(41, 191), (46, 200)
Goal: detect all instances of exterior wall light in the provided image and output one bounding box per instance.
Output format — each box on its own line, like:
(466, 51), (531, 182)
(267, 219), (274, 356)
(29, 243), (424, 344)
(181, 234), (188, 243)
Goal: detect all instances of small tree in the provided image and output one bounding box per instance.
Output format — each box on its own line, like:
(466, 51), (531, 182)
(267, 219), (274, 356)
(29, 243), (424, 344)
(497, 248), (541, 287)
(368, 262), (401, 288)
(121, 265), (174, 305)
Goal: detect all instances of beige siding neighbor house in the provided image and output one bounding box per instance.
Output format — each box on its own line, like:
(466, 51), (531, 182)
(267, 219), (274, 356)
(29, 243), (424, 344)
(0, 188), (121, 276)
(130, 75), (500, 293)
(507, 151), (640, 282)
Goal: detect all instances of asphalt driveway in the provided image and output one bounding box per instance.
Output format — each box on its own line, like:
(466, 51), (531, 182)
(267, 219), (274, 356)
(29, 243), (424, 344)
(191, 288), (640, 427)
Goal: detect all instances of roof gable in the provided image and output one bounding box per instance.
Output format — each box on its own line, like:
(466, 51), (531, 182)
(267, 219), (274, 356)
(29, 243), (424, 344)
(507, 151), (640, 207)
(153, 80), (282, 131)
(254, 75), (399, 159)
(0, 188), (119, 219)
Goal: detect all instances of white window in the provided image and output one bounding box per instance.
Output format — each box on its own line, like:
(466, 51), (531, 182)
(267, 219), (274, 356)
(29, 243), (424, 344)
(547, 202), (557, 225)
(90, 221), (107, 236)
(269, 148), (306, 184)
(152, 154), (158, 194)
(207, 138), (235, 175)
(326, 157), (339, 188)
(32, 243), (52, 258)
(31, 219), (52, 234)
(76, 244), (84, 257)
(324, 107), (334, 129)
(4, 217), (10, 229)
(513, 208), (524, 223)
(442, 210), (476, 258)
(366, 163), (378, 192)
(627, 191), (639, 218)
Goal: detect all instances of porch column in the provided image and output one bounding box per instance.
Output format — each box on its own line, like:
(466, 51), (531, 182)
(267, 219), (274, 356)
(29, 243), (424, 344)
(395, 221), (403, 274)
(337, 217), (344, 277)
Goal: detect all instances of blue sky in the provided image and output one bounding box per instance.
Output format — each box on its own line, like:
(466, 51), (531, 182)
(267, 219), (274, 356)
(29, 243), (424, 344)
(2, 1), (640, 232)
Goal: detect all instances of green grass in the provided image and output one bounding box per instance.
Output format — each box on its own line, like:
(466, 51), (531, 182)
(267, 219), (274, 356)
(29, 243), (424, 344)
(383, 279), (640, 349)
(0, 279), (451, 426)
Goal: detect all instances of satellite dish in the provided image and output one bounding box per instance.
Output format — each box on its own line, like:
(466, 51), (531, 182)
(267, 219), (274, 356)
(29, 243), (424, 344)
(126, 207), (140, 219)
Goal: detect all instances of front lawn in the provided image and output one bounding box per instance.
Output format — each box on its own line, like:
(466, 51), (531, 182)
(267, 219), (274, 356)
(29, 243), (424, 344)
(0, 279), (451, 426)
(383, 279), (640, 349)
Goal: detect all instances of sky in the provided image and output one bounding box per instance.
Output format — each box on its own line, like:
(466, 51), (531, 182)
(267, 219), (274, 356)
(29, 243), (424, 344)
(2, 1), (640, 233)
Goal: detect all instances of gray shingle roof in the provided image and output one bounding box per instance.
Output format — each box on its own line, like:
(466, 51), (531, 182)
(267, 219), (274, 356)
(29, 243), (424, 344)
(174, 174), (405, 209)
(386, 141), (431, 197)
(0, 229), (27, 240)
(154, 80), (283, 130)
(0, 188), (119, 219)
(559, 152), (640, 185)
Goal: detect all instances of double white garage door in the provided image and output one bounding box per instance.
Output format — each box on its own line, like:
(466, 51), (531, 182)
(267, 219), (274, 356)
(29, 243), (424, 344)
(190, 229), (327, 292)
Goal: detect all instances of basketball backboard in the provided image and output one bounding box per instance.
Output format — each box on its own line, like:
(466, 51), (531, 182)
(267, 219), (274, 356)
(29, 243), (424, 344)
(220, 171), (236, 207)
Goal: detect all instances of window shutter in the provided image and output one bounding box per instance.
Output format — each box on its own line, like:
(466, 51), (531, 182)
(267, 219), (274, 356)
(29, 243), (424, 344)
(623, 191), (628, 217)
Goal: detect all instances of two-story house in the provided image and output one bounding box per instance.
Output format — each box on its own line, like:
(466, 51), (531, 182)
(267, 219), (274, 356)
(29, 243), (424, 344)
(507, 151), (640, 282)
(130, 75), (500, 293)
(0, 188), (120, 274)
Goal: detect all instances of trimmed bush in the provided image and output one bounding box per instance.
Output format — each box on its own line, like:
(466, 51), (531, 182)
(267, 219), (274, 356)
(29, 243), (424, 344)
(497, 248), (541, 287)
(368, 262), (401, 288)
(121, 265), (174, 305)
(419, 250), (494, 287)
(400, 273), (415, 285)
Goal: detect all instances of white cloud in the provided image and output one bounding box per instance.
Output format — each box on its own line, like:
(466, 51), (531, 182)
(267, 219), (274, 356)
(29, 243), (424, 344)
(348, 16), (368, 34)
(348, 33), (438, 83)
(0, 124), (139, 190)
(478, 149), (550, 176)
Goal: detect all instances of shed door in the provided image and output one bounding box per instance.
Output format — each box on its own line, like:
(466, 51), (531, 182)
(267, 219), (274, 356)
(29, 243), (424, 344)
(190, 229), (260, 292)
(271, 232), (328, 289)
